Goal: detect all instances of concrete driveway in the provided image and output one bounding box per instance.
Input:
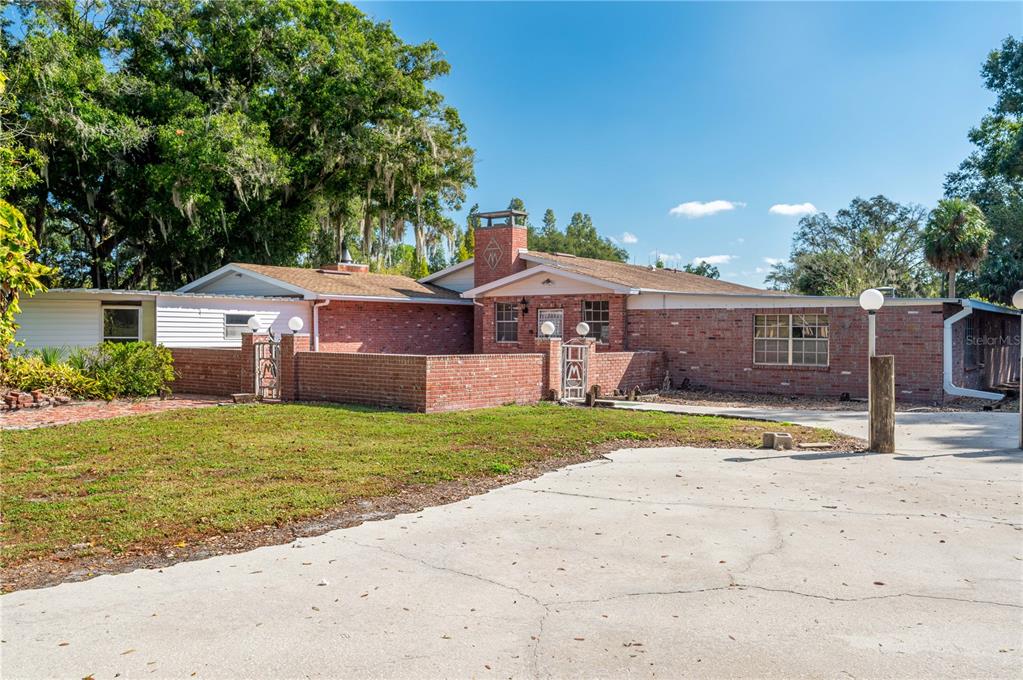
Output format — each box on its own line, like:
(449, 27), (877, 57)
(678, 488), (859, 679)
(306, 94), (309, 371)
(3, 409), (1020, 678)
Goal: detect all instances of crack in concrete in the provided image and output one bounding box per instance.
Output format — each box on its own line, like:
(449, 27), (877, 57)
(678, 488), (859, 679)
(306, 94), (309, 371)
(734, 509), (785, 575)
(513, 487), (1022, 528)
(557, 583), (1023, 609)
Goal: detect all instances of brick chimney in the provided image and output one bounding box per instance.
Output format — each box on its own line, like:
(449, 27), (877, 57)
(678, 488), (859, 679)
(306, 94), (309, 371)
(473, 209), (529, 288)
(320, 235), (369, 274)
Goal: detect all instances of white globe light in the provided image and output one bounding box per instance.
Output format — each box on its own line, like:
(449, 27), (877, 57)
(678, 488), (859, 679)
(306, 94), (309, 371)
(288, 316), (304, 332)
(246, 316), (262, 332)
(858, 288), (885, 312)
(1013, 289), (1023, 310)
(575, 322), (590, 337)
(540, 320), (556, 337)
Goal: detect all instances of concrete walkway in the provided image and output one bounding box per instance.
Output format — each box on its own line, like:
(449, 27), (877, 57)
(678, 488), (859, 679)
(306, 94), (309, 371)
(2, 409), (1020, 678)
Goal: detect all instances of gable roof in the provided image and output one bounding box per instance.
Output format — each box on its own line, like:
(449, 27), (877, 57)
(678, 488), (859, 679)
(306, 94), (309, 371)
(520, 252), (778, 295)
(179, 263), (468, 304)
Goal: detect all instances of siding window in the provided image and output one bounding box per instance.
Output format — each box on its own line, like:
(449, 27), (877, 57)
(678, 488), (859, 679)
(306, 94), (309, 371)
(225, 314), (255, 339)
(495, 302), (518, 342)
(103, 307), (141, 342)
(754, 314), (829, 366)
(537, 309), (564, 338)
(582, 301), (610, 343)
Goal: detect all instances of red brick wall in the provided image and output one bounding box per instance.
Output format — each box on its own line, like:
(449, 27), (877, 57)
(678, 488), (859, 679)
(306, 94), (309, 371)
(473, 225), (528, 289)
(590, 351), (666, 395)
(294, 352), (429, 411)
(423, 354), (544, 412)
(628, 305), (946, 403)
(170, 348), (244, 396)
(317, 300), (473, 355)
(292, 351), (546, 412)
(475, 294), (628, 353)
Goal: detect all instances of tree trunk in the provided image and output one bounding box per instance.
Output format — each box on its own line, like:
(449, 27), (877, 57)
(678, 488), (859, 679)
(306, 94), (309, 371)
(948, 270), (957, 299)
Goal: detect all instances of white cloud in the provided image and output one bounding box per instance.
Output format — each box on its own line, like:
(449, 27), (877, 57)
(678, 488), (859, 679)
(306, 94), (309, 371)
(769, 202), (817, 217)
(621, 231), (638, 244)
(693, 254), (736, 266)
(651, 251), (684, 266)
(669, 200), (745, 219)
(763, 257), (785, 266)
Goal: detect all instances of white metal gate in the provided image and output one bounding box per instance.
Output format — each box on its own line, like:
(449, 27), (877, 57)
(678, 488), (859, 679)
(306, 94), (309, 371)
(562, 341), (588, 400)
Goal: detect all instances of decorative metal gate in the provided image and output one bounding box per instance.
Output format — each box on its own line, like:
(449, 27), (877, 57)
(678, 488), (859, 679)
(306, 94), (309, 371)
(562, 341), (588, 400)
(253, 331), (281, 400)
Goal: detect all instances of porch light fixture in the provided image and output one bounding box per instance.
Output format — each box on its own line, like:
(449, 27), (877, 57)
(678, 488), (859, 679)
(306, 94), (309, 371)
(1014, 288), (1023, 450)
(288, 316), (304, 333)
(575, 322), (590, 338)
(858, 288), (884, 357)
(520, 297), (529, 314)
(540, 321), (556, 338)
(247, 316), (262, 333)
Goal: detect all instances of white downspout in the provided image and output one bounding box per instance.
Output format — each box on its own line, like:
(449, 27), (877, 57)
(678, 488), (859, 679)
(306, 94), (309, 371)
(312, 299), (330, 352)
(943, 301), (1002, 400)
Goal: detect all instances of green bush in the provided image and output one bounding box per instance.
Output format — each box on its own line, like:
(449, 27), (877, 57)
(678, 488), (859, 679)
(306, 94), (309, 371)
(1, 342), (175, 400)
(0, 356), (100, 399)
(75, 342), (175, 399)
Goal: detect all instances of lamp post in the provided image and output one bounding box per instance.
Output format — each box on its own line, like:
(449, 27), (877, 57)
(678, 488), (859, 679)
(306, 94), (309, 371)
(859, 288), (894, 452)
(1013, 289), (1023, 450)
(858, 288), (885, 357)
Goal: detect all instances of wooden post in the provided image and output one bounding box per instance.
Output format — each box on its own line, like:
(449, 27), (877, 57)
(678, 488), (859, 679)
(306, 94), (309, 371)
(869, 355), (896, 453)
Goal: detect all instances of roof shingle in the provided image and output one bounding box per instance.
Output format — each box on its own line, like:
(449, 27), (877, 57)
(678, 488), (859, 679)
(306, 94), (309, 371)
(233, 263), (465, 301)
(523, 252), (778, 295)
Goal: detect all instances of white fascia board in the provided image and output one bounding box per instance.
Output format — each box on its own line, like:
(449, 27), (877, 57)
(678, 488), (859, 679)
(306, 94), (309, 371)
(460, 264), (635, 298)
(632, 290), (951, 308)
(321, 294), (473, 306)
(418, 258), (474, 284)
(961, 298), (1020, 315)
(176, 264), (314, 298)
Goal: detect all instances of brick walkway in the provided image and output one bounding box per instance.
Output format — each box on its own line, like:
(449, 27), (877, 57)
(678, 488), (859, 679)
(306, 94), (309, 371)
(0, 394), (226, 431)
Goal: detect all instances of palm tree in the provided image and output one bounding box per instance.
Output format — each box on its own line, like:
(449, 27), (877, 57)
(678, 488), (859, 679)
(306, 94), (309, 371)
(922, 199), (992, 298)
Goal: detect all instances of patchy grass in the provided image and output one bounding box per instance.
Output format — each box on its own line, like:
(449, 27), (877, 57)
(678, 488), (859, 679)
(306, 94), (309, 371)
(1, 403), (844, 568)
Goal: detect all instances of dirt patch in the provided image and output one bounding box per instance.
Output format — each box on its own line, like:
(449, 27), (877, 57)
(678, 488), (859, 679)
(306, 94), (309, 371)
(0, 431), (860, 593)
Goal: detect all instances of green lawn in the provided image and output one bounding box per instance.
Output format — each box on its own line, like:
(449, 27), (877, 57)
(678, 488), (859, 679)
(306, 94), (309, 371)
(1, 403), (841, 566)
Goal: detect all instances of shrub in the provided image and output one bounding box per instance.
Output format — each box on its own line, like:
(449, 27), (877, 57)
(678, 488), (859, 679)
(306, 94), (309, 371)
(30, 346), (66, 366)
(75, 342), (175, 398)
(0, 356), (100, 399)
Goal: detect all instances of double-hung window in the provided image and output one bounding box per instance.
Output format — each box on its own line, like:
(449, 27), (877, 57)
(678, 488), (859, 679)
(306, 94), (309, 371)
(582, 300), (610, 343)
(225, 314), (255, 339)
(495, 302), (518, 342)
(754, 314), (829, 366)
(102, 305), (141, 343)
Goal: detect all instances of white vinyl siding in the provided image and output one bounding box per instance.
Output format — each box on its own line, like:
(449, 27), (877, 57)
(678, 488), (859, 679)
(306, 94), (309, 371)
(188, 271), (299, 297)
(12, 299), (102, 350)
(428, 264), (475, 293)
(155, 298), (309, 348)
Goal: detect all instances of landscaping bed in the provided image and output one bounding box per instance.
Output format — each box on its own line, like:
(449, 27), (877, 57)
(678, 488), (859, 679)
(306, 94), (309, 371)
(0, 402), (857, 591)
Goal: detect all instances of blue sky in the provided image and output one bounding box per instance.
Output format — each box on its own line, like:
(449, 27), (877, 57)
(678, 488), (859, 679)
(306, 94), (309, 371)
(357, 1), (1019, 285)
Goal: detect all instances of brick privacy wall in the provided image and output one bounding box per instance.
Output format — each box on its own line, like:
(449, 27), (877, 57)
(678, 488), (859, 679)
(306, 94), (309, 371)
(628, 305), (946, 403)
(590, 351), (666, 394)
(475, 294), (628, 353)
(169, 348), (244, 395)
(317, 300), (473, 354)
(294, 352), (429, 411)
(423, 354), (544, 412)
(473, 225), (528, 289)
(949, 306), (1021, 391)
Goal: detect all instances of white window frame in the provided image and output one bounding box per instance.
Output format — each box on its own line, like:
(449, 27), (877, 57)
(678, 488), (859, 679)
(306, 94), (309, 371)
(582, 300), (610, 343)
(753, 314), (829, 367)
(101, 305), (142, 342)
(224, 313), (256, 340)
(495, 302), (519, 343)
(537, 308), (564, 338)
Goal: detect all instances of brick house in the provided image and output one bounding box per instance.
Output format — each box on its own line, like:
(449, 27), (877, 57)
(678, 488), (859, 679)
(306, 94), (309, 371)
(14, 208), (1020, 408)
